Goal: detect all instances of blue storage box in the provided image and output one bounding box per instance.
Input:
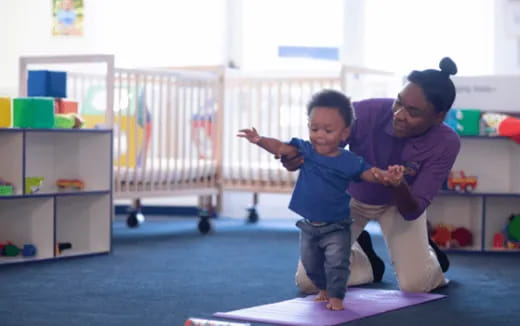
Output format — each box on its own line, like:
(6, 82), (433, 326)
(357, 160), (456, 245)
(28, 70), (67, 98)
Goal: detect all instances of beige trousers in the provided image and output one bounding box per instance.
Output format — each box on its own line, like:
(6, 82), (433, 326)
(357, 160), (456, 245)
(295, 198), (448, 293)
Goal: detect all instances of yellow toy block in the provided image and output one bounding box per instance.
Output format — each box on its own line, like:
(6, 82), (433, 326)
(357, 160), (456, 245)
(0, 97), (11, 127)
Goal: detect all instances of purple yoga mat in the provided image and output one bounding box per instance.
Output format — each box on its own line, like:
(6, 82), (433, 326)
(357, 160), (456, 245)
(214, 287), (445, 326)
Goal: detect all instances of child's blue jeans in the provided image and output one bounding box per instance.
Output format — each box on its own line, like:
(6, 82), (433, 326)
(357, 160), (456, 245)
(296, 218), (351, 299)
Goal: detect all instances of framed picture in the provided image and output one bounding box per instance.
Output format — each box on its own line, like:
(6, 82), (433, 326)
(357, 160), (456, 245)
(52, 0), (83, 36)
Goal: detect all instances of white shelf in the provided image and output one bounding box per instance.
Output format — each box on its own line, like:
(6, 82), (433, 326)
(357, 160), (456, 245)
(452, 137), (520, 193)
(56, 193), (111, 255)
(428, 196), (483, 250)
(0, 128), (112, 265)
(429, 136), (520, 252)
(0, 197), (54, 261)
(25, 131), (112, 194)
(484, 196), (520, 251)
(0, 131), (23, 195)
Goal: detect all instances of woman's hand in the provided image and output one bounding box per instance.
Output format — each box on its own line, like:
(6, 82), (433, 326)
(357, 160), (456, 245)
(371, 165), (405, 187)
(278, 152), (304, 172)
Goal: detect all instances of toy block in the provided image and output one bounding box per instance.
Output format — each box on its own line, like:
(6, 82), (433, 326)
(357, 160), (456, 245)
(13, 98), (55, 128)
(28, 70), (67, 98)
(0, 97), (11, 127)
(452, 109), (481, 136)
(55, 98), (78, 114)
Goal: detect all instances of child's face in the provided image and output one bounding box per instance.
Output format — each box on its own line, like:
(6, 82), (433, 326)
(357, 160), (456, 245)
(308, 107), (350, 156)
(62, 0), (74, 10)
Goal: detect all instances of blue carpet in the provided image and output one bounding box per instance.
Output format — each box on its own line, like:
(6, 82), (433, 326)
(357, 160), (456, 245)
(0, 217), (518, 326)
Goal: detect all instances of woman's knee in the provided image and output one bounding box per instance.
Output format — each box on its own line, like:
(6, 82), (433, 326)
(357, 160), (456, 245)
(295, 260), (319, 294)
(398, 277), (432, 293)
(396, 265), (444, 293)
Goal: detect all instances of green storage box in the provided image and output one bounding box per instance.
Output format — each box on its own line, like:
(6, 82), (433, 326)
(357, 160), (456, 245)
(453, 109), (481, 136)
(13, 97), (55, 128)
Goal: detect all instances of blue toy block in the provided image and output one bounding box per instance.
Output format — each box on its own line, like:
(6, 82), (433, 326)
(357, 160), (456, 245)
(28, 70), (67, 98)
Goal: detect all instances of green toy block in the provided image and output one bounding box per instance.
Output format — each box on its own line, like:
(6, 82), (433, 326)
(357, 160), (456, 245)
(13, 98), (55, 128)
(0, 185), (13, 196)
(453, 109), (481, 136)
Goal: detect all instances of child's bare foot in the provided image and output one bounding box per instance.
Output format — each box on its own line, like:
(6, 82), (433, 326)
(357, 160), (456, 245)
(314, 290), (329, 302)
(326, 297), (344, 310)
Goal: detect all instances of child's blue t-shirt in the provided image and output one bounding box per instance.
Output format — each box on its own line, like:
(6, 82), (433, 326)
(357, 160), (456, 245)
(288, 138), (371, 223)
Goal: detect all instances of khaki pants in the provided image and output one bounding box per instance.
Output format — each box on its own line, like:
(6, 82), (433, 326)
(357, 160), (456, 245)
(296, 198), (448, 293)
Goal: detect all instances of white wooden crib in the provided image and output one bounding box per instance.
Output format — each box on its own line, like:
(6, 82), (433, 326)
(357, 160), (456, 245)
(19, 55), (400, 227)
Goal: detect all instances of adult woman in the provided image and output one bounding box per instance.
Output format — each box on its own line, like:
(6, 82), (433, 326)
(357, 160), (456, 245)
(287, 57), (460, 293)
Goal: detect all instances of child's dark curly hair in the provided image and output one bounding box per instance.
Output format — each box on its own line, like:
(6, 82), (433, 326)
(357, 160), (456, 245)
(307, 89), (355, 127)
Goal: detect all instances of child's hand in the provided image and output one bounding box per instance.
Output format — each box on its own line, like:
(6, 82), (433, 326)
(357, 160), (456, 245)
(385, 165), (405, 187)
(237, 127), (261, 144)
(371, 165), (404, 187)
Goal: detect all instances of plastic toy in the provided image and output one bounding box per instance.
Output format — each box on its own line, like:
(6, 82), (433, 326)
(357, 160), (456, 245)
(447, 170), (478, 192)
(506, 214), (520, 242)
(55, 98), (78, 114)
(56, 179), (85, 190)
(493, 232), (505, 249)
(27, 70), (67, 98)
(491, 214), (520, 250)
(25, 176), (44, 194)
(22, 244), (37, 257)
(0, 243), (36, 257)
(54, 113), (84, 129)
(0, 177), (14, 196)
(13, 98), (55, 129)
(56, 242), (72, 254)
(0, 97), (11, 127)
(445, 108), (481, 135)
(482, 112), (520, 144)
(431, 224), (451, 247)
(431, 223), (473, 248)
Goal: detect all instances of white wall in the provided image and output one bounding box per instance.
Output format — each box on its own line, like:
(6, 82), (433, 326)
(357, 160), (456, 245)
(364, 0), (495, 76)
(0, 0), (227, 96)
(494, 0), (520, 74)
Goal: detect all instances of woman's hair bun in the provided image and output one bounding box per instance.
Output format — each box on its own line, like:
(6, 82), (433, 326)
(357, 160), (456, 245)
(439, 57), (457, 76)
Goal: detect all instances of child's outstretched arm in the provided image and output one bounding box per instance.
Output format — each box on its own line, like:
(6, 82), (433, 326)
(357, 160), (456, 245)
(237, 127), (298, 157)
(361, 165), (405, 187)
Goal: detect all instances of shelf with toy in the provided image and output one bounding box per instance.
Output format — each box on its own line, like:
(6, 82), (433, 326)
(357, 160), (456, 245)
(0, 197), (54, 263)
(483, 196), (520, 251)
(428, 196), (482, 251)
(451, 137), (520, 194)
(24, 130), (111, 195)
(55, 193), (111, 256)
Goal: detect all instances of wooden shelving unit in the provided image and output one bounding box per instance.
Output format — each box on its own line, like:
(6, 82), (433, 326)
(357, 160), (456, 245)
(0, 128), (112, 264)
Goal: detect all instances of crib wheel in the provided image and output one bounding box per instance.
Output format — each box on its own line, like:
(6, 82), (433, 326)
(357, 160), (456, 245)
(198, 217), (212, 234)
(127, 210), (145, 228)
(247, 207), (259, 224)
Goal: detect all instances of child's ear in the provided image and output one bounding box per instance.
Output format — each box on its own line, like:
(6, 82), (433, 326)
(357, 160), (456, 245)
(341, 127), (351, 142)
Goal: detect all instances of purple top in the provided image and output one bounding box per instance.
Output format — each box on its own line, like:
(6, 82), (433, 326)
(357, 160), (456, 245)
(347, 98), (461, 220)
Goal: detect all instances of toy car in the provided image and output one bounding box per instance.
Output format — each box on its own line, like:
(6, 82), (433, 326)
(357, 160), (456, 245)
(447, 170), (477, 192)
(56, 179), (85, 190)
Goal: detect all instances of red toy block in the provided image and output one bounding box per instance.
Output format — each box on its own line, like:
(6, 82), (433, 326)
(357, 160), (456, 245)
(55, 99), (78, 114)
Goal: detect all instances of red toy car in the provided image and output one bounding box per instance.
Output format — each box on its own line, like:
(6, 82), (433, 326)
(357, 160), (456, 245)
(447, 170), (477, 192)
